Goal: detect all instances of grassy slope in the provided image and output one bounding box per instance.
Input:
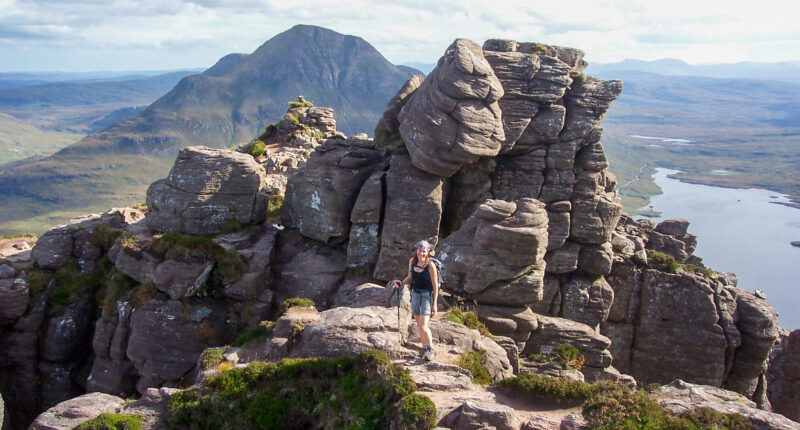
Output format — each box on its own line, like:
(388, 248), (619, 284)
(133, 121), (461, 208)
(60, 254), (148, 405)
(600, 71), (800, 213)
(0, 153), (173, 235)
(0, 113), (83, 162)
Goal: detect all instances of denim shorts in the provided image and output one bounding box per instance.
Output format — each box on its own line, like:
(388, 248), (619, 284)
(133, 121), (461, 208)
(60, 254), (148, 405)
(411, 290), (433, 316)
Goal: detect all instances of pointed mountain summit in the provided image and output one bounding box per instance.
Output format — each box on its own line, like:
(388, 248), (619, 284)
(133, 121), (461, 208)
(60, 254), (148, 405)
(64, 24), (414, 154)
(0, 25), (418, 234)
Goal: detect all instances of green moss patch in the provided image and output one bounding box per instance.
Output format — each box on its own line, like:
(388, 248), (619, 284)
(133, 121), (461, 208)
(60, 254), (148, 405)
(570, 72), (586, 86)
(199, 348), (225, 370)
(456, 350), (492, 385)
(397, 393), (437, 430)
(90, 225), (123, 251)
(289, 99), (314, 109)
(75, 413), (142, 430)
(166, 350), (430, 430)
(646, 249), (716, 278)
(446, 306), (493, 338)
(265, 195), (284, 223)
(527, 343), (585, 370)
(0, 233), (38, 240)
(48, 257), (113, 314)
(149, 232), (246, 285)
(277, 297), (315, 317)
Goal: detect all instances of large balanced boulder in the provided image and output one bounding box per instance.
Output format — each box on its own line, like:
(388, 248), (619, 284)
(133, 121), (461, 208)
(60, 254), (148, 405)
(398, 38), (505, 177)
(146, 146), (269, 235)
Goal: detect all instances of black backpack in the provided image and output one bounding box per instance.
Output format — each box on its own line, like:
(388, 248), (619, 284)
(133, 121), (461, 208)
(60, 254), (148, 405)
(429, 257), (445, 289)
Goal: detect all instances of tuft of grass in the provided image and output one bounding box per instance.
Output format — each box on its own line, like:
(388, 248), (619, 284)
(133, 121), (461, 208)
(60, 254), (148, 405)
(645, 249), (716, 278)
(233, 321), (275, 347)
(456, 350), (492, 385)
(526, 43), (556, 56)
(166, 350), (427, 430)
(555, 344), (585, 370)
(570, 72), (586, 86)
(149, 232), (246, 285)
(277, 298), (315, 317)
(119, 232), (140, 251)
(130, 282), (166, 308)
(397, 394), (437, 430)
(75, 413), (142, 430)
(90, 225), (123, 251)
(266, 195), (284, 223)
(199, 348), (225, 370)
(526, 344), (585, 370)
(446, 306), (493, 338)
(48, 257), (113, 314)
(373, 128), (404, 151)
(497, 373), (593, 401)
(0, 233), (38, 240)
(646, 249), (680, 273)
(247, 141), (267, 158)
(289, 100), (314, 109)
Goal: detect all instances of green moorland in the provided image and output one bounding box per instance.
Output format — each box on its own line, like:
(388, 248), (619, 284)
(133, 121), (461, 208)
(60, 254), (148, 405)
(599, 71), (800, 214)
(0, 113), (84, 163)
(0, 153), (173, 235)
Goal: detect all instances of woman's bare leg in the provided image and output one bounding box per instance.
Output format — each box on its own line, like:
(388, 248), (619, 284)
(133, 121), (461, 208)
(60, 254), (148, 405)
(415, 314), (430, 347)
(419, 314), (432, 347)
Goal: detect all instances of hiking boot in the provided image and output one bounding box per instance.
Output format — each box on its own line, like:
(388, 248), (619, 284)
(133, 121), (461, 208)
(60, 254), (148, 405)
(418, 347), (428, 359)
(423, 347), (435, 362)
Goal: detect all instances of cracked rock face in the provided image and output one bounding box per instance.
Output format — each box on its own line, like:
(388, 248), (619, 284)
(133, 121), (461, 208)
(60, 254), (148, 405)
(438, 198), (548, 305)
(146, 146), (269, 235)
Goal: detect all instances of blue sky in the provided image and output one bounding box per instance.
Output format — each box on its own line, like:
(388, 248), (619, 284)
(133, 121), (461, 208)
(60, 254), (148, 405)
(1, 0), (799, 71)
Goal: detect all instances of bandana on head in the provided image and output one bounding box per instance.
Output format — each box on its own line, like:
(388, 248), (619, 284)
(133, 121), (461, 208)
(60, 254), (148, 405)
(415, 240), (432, 252)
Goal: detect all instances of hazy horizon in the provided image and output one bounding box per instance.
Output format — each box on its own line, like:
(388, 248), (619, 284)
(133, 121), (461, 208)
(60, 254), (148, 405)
(2, 1), (799, 72)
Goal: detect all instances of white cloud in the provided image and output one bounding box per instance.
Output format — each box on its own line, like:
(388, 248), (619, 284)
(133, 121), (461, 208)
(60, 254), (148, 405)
(1, 0), (799, 71)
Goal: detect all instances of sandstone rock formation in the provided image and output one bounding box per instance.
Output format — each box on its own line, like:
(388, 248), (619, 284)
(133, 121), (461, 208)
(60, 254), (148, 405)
(146, 146), (269, 235)
(2, 35), (798, 430)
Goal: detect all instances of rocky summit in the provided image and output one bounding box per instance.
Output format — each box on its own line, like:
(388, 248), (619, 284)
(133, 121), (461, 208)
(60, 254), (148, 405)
(1, 35), (799, 430)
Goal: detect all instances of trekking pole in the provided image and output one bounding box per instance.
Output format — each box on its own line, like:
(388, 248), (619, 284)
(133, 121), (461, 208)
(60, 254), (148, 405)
(396, 286), (401, 344)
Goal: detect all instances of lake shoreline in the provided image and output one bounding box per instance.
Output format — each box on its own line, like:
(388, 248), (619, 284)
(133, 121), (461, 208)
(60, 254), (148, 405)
(637, 168), (800, 330)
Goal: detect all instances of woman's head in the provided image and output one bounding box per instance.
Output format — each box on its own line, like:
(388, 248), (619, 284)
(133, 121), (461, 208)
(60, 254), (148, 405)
(413, 240), (432, 264)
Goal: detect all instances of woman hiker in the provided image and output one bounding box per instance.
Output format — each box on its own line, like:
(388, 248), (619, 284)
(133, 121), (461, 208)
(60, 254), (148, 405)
(394, 240), (439, 361)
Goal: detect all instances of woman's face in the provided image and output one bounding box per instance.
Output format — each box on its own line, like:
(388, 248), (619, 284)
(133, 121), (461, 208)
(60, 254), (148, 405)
(416, 247), (429, 261)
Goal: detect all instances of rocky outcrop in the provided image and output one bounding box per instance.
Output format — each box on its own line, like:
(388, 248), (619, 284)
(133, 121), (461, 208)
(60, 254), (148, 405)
(598, 215), (781, 403)
(29, 392), (124, 430)
(146, 146), (269, 235)
(438, 199), (548, 305)
(282, 137), (385, 243)
(770, 329), (800, 421)
(657, 380), (799, 430)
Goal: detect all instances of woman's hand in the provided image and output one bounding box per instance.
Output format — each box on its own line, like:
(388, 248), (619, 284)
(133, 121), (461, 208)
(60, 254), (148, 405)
(394, 280), (402, 288)
(432, 302), (438, 316)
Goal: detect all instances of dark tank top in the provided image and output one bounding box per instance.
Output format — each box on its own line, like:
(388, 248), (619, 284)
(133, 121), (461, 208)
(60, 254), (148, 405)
(411, 262), (434, 292)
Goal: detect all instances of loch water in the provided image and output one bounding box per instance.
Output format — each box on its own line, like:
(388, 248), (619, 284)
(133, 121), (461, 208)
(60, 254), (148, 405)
(640, 168), (800, 330)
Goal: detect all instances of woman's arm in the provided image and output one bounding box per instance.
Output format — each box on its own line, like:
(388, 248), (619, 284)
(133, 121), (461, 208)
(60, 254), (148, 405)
(430, 262), (438, 315)
(394, 258), (413, 288)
